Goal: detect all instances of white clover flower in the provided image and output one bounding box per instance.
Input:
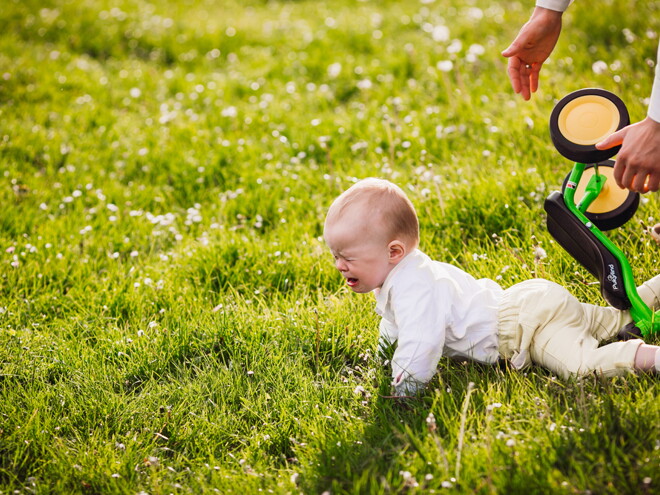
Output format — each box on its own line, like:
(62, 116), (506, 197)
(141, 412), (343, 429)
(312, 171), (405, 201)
(436, 60), (453, 72)
(221, 106), (237, 118)
(447, 39), (462, 54)
(327, 62), (342, 78)
(468, 43), (485, 56)
(357, 79), (372, 90)
(432, 25), (450, 42)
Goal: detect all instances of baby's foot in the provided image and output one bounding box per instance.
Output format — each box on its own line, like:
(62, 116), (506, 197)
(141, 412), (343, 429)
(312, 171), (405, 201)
(617, 322), (642, 341)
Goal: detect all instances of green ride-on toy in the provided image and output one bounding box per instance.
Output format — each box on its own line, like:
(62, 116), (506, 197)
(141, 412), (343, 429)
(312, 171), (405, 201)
(543, 88), (660, 337)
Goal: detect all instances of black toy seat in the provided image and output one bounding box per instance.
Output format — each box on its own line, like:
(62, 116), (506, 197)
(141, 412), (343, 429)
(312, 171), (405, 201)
(544, 191), (632, 310)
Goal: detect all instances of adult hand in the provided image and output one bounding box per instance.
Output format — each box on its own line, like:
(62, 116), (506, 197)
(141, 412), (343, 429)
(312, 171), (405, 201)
(596, 117), (660, 193)
(501, 7), (563, 100)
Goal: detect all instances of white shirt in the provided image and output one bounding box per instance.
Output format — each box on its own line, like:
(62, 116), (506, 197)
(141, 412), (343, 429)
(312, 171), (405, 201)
(536, 0), (660, 122)
(374, 249), (502, 396)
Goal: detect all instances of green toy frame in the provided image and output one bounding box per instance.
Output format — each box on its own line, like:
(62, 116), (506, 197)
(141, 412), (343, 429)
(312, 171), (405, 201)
(562, 161), (660, 336)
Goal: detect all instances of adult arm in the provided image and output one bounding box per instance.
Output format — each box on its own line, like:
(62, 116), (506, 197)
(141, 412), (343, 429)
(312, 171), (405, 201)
(501, 4), (566, 100)
(596, 42), (660, 193)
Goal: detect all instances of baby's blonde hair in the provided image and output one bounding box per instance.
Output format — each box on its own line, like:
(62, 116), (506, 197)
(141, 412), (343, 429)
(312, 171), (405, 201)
(324, 178), (420, 248)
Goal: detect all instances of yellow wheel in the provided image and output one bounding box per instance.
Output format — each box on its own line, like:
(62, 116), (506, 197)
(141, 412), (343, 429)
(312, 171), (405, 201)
(562, 160), (639, 230)
(550, 89), (629, 163)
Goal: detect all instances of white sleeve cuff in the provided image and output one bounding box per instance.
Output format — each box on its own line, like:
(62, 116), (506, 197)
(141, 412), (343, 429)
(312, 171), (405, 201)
(535, 0), (572, 12)
(393, 375), (426, 396)
(648, 42), (660, 123)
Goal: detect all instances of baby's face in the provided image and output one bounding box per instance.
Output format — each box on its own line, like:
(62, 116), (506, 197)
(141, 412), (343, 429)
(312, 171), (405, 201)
(324, 213), (396, 293)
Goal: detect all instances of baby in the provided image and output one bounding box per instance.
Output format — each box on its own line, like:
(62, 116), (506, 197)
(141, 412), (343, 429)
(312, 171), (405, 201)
(323, 178), (660, 396)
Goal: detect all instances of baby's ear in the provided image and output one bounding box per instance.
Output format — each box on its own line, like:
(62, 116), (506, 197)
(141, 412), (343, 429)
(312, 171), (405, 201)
(388, 240), (407, 263)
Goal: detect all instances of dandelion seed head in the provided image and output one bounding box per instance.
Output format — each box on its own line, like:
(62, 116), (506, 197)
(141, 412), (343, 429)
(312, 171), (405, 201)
(327, 62), (342, 78)
(222, 106), (237, 118)
(447, 39), (462, 54)
(534, 246), (547, 262)
(592, 60), (608, 74)
(432, 25), (450, 42)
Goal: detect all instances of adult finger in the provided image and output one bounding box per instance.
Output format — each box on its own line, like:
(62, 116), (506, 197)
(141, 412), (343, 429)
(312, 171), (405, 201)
(631, 172), (648, 193)
(518, 62), (532, 100)
(646, 174), (660, 192)
(596, 127), (626, 150)
(619, 162), (637, 190)
(529, 64), (541, 94)
(506, 57), (523, 94)
(613, 158), (627, 188)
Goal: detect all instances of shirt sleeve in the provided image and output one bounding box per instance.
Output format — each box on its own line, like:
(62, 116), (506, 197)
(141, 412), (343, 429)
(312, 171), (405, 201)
(378, 316), (398, 360)
(388, 281), (450, 396)
(379, 317), (397, 347)
(648, 41), (660, 123)
(535, 0), (572, 11)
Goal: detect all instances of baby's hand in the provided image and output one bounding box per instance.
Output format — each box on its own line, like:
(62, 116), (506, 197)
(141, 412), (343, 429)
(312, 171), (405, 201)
(393, 373), (426, 396)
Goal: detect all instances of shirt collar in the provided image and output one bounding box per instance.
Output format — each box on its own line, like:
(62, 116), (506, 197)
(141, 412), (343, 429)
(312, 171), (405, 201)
(374, 248), (423, 313)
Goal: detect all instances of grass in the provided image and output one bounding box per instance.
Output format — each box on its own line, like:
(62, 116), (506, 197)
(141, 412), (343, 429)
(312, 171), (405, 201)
(1, 0), (659, 493)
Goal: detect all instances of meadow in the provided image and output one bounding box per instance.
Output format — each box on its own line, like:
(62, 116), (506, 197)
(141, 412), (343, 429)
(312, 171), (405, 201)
(1, 0), (659, 493)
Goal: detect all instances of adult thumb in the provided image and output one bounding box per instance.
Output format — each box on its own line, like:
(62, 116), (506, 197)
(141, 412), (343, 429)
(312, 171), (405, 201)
(596, 127), (626, 150)
(501, 44), (516, 57)
(501, 39), (524, 58)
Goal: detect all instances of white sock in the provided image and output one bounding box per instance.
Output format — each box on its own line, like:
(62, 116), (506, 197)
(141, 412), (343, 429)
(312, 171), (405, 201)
(656, 349), (660, 373)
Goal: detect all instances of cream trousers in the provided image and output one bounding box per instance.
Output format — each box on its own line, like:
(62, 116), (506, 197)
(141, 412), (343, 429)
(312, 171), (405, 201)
(497, 276), (660, 379)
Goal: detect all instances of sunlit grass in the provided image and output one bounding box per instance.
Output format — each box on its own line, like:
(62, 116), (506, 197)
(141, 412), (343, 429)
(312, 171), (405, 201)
(1, 0), (659, 493)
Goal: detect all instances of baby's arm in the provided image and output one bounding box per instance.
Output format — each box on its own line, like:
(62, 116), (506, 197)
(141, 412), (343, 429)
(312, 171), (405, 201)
(378, 317), (398, 353)
(388, 285), (448, 396)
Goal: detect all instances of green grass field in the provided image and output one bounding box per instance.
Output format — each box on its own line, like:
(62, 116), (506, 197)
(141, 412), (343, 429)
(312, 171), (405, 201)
(1, 0), (659, 493)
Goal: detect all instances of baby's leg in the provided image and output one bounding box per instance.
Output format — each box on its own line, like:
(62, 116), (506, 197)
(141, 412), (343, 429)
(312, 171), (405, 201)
(531, 314), (643, 379)
(638, 274), (660, 310)
(580, 303), (632, 342)
(581, 274), (660, 341)
(518, 281), (643, 378)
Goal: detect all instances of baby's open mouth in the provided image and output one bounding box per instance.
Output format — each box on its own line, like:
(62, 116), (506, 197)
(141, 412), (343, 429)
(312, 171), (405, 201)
(347, 278), (358, 287)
